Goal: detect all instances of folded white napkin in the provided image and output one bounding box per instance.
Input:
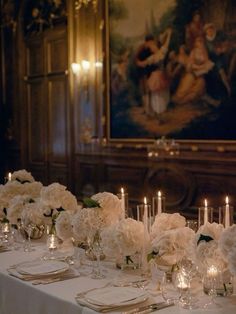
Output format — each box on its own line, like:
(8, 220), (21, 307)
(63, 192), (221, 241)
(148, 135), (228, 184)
(75, 287), (149, 313)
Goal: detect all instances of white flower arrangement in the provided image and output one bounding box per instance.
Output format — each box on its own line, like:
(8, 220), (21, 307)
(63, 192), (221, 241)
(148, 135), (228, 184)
(55, 211), (73, 241)
(21, 201), (45, 227)
(150, 226), (195, 267)
(100, 218), (145, 258)
(40, 183), (78, 214)
(7, 195), (33, 225)
(91, 192), (123, 226)
(219, 225), (236, 275)
(0, 180), (43, 221)
(72, 207), (103, 243)
(11, 169), (35, 183)
(192, 222), (226, 272)
(150, 212), (186, 240)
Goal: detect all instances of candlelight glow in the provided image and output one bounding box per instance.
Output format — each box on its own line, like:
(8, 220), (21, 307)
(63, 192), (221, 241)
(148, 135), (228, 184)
(158, 191), (161, 198)
(226, 196), (229, 205)
(204, 199), (208, 208)
(121, 187), (124, 194)
(144, 197), (147, 205)
(8, 172), (12, 181)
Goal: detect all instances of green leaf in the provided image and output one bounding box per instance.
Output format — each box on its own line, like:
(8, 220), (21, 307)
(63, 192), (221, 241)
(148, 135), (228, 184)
(197, 234), (214, 246)
(83, 198), (100, 208)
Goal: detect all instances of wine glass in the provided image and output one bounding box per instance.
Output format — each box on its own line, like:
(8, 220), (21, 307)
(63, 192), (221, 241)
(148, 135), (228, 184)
(22, 218), (35, 252)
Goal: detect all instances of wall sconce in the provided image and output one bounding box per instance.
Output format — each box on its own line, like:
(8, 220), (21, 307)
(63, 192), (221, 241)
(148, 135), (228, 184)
(71, 60), (90, 98)
(71, 62), (81, 75)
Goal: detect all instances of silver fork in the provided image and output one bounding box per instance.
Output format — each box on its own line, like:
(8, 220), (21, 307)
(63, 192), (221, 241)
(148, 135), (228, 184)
(76, 282), (111, 298)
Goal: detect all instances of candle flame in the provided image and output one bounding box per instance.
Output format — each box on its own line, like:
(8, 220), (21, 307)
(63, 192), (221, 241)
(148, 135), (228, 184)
(158, 190), (161, 197)
(121, 187), (124, 194)
(8, 172), (12, 181)
(144, 197), (147, 205)
(226, 196), (229, 205)
(204, 199), (208, 208)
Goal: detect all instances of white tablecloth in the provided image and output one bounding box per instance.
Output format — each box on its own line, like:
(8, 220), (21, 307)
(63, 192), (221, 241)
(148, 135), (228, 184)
(0, 244), (236, 314)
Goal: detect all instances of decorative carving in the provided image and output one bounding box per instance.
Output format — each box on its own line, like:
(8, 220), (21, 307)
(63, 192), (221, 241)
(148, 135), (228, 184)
(23, 0), (67, 35)
(145, 164), (196, 210)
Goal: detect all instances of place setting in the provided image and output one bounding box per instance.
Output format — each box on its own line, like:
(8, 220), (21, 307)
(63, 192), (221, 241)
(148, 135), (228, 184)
(7, 259), (80, 285)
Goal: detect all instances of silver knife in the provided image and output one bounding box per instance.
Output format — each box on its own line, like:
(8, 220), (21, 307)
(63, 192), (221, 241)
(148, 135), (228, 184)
(124, 302), (174, 314)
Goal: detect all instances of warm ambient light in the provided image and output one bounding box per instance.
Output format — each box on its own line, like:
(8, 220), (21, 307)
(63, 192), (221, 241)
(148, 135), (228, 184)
(144, 197), (147, 205)
(71, 62), (81, 74)
(226, 196), (229, 205)
(81, 60), (90, 72)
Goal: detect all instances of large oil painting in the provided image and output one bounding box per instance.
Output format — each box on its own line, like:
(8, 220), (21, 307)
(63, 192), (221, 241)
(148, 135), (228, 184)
(107, 0), (236, 141)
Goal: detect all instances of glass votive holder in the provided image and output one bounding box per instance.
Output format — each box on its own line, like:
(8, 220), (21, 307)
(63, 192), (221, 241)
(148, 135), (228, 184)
(137, 204), (152, 232)
(219, 205), (234, 228)
(198, 207), (213, 228)
(1, 222), (11, 244)
(47, 234), (59, 253)
(117, 190), (129, 219)
(152, 195), (166, 217)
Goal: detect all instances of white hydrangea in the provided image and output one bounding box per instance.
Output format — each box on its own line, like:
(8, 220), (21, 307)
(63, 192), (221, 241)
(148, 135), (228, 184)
(7, 195), (32, 225)
(150, 212), (186, 240)
(55, 211), (73, 241)
(40, 183), (78, 213)
(11, 169), (35, 183)
(91, 192), (123, 225)
(100, 218), (145, 258)
(219, 225), (236, 275)
(151, 227), (195, 266)
(72, 207), (103, 243)
(192, 222), (226, 272)
(21, 201), (45, 227)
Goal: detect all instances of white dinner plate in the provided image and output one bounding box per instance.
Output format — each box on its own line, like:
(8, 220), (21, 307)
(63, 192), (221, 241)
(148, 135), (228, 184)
(85, 286), (148, 307)
(16, 260), (69, 276)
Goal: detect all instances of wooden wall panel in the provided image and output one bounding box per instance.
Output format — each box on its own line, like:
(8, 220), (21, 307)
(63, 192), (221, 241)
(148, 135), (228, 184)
(47, 37), (67, 74)
(27, 79), (46, 164)
(26, 40), (44, 77)
(48, 77), (68, 164)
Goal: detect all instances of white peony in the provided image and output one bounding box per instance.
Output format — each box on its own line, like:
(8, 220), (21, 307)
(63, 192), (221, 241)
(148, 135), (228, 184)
(11, 169), (35, 183)
(151, 227), (195, 266)
(101, 218), (145, 258)
(55, 211), (73, 241)
(150, 212), (186, 240)
(91, 192), (122, 225)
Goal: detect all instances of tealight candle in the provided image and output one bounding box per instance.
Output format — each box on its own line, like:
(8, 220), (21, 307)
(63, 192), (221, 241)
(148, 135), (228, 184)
(48, 234), (58, 251)
(2, 222), (10, 234)
(207, 265), (218, 278)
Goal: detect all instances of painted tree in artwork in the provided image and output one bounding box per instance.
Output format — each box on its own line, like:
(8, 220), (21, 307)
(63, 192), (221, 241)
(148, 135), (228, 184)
(172, 0), (204, 47)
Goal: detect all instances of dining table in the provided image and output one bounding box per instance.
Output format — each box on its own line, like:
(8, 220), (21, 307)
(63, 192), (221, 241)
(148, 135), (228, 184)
(0, 242), (236, 314)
